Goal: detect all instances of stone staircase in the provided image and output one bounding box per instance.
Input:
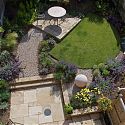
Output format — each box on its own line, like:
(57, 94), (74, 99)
(10, 74), (55, 90)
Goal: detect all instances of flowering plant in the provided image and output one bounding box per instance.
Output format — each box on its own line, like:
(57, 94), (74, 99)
(54, 61), (77, 82)
(73, 88), (101, 108)
(97, 96), (112, 111)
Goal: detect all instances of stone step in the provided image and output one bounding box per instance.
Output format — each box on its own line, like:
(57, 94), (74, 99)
(11, 74), (54, 85)
(10, 74), (56, 90)
(10, 81), (56, 90)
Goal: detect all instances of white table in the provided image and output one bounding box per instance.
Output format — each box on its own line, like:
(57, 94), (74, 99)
(48, 6), (66, 25)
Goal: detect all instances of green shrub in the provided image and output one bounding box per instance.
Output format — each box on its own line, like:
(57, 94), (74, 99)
(0, 38), (6, 51)
(15, 2), (37, 26)
(40, 41), (50, 52)
(0, 90), (10, 102)
(98, 63), (106, 71)
(39, 52), (47, 59)
(64, 104), (73, 115)
(93, 64), (98, 70)
(54, 72), (64, 81)
(5, 32), (18, 51)
(70, 95), (83, 109)
(0, 80), (8, 89)
(0, 50), (10, 63)
(0, 101), (9, 110)
(6, 32), (18, 40)
(54, 61), (77, 83)
(47, 38), (56, 49)
(0, 27), (4, 32)
(0, 122), (5, 125)
(95, 0), (109, 13)
(39, 52), (52, 68)
(97, 96), (112, 111)
(102, 69), (110, 76)
(0, 32), (18, 51)
(42, 58), (52, 68)
(93, 69), (100, 77)
(55, 62), (65, 72)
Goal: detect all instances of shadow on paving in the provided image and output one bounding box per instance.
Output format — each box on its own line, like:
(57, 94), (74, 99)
(44, 25), (62, 36)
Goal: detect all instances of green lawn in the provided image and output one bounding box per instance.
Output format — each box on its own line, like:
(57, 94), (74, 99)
(50, 15), (120, 68)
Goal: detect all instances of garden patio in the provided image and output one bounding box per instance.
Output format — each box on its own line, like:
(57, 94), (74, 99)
(9, 75), (105, 125)
(33, 12), (81, 40)
(1, 0), (125, 125)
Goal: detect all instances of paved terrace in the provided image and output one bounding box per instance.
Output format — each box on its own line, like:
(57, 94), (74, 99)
(10, 75), (105, 125)
(10, 86), (105, 125)
(10, 85), (64, 125)
(33, 13), (81, 40)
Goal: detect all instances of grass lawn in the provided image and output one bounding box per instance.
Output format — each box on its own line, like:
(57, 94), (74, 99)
(50, 15), (120, 68)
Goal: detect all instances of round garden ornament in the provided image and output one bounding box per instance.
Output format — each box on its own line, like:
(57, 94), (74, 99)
(75, 74), (88, 88)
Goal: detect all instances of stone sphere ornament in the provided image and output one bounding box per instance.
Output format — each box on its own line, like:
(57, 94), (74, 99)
(75, 74), (88, 88)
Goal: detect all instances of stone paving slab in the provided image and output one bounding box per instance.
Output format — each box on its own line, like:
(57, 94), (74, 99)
(33, 13), (81, 40)
(11, 91), (24, 105)
(29, 106), (42, 115)
(10, 104), (28, 118)
(51, 103), (64, 122)
(39, 113), (53, 124)
(24, 89), (37, 103)
(24, 115), (39, 124)
(11, 117), (24, 124)
(10, 85), (64, 125)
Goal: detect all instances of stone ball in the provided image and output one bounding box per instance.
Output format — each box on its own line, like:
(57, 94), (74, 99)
(75, 74), (88, 88)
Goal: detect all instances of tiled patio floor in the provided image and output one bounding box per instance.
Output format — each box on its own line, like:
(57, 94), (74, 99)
(33, 13), (81, 40)
(10, 85), (64, 125)
(10, 84), (105, 125)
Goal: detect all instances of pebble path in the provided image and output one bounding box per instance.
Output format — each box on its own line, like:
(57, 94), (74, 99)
(17, 28), (45, 77)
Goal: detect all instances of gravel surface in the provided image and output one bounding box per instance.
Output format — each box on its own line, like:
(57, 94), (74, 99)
(17, 28), (46, 77)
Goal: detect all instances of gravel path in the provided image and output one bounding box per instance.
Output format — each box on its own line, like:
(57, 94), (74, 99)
(17, 28), (45, 77)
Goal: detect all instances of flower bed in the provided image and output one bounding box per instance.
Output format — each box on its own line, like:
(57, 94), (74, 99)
(0, 27), (21, 124)
(38, 38), (56, 75)
(63, 86), (112, 116)
(60, 58), (125, 117)
(65, 106), (100, 117)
